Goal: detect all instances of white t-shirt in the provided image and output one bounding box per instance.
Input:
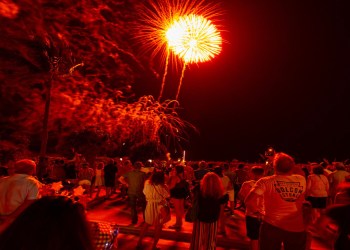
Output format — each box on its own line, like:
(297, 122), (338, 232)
(241, 180), (264, 217)
(306, 174), (329, 197)
(329, 170), (350, 186)
(221, 175), (231, 191)
(329, 170), (350, 196)
(0, 174), (41, 215)
(250, 174), (306, 232)
(239, 180), (256, 201)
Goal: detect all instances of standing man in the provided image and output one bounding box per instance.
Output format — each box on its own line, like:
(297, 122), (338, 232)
(245, 153), (307, 250)
(194, 161), (209, 183)
(118, 161), (146, 225)
(0, 159), (42, 232)
(104, 159), (118, 199)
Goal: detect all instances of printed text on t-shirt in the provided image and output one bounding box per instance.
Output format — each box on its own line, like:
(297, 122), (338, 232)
(274, 181), (303, 202)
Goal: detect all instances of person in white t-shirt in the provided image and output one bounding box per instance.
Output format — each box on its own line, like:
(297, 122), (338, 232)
(245, 153), (307, 250)
(305, 164), (329, 224)
(328, 162), (350, 203)
(0, 159), (41, 232)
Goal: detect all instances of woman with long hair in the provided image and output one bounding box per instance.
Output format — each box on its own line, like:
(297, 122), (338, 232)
(190, 172), (228, 250)
(137, 170), (169, 250)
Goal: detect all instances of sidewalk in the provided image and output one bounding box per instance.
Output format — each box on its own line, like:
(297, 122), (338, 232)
(86, 193), (249, 249)
(85, 192), (331, 250)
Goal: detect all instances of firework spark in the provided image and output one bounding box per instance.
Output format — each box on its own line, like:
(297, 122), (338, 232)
(137, 0), (219, 62)
(166, 14), (222, 64)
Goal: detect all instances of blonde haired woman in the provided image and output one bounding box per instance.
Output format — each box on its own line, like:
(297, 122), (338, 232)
(190, 172), (228, 250)
(137, 171), (169, 250)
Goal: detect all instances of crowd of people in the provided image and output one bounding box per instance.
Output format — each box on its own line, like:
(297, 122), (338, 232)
(0, 153), (349, 250)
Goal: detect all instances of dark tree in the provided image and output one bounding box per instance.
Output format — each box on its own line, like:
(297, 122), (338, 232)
(0, 0), (195, 172)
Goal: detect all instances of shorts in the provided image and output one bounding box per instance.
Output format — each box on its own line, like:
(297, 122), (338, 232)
(246, 215), (261, 240)
(306, 196), (327, 209)
(259, 221), (307, 250)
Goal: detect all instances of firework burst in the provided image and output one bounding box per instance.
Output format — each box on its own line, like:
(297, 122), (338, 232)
(166, 14), (222, 64)
(166, 13), (222, 100)
(136, 0), (222, 101)
(137, 0), (219, 63)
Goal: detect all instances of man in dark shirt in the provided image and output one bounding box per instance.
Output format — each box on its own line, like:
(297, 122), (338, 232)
(194, 161), (209, 182)
(64, 163), (77, 180)
(234, 164), (250, 208)
(104, 159), (118, 199)
(119, 161), (146, 224)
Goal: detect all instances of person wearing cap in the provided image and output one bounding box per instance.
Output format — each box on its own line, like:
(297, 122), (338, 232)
(0, 159), (42, 232)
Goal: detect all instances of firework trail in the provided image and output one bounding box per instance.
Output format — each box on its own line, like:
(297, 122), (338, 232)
(158, 48), (170, 102)
(176, 62), (187, 101)
(167, 14), (222, 100)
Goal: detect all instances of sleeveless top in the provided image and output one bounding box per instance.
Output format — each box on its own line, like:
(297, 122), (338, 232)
(170, 179), (189, 199)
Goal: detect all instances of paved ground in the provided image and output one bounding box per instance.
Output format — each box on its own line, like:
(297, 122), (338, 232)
(85, 191), (332, 250)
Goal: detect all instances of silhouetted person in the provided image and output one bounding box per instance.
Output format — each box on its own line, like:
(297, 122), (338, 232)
(320, 182), (350, 250)
(104, 159), (118, 199)
(0, 196), (94, 250)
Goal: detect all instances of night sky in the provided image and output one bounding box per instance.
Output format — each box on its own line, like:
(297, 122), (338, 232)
(153, 0), (350, 162)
